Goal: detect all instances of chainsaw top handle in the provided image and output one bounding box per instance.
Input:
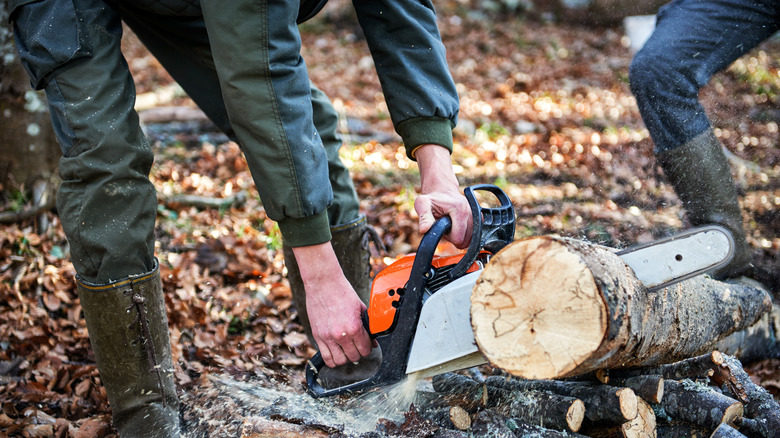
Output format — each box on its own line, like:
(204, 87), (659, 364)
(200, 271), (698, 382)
(445, 184), (515, 281)
(306, 184), (515, 398)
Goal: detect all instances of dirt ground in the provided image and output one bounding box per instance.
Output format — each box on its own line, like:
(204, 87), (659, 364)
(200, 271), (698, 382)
(1, 2), (779, 436)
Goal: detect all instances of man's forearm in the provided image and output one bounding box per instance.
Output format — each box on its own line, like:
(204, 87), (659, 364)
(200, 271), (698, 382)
(415, 144), (460, 194)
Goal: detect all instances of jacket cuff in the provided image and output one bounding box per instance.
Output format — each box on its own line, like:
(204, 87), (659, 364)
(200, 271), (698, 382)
(397, 117), (454, 161)
(278, 211), (332, 247)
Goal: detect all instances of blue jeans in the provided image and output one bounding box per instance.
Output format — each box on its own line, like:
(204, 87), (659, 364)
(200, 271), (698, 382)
(629, 0), (780, 153)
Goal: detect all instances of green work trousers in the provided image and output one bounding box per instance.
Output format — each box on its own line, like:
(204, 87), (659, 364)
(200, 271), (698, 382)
(10, 0), (359, 284)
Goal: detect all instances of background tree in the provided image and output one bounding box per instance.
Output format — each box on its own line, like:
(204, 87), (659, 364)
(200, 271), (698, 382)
(0, 4), (60, 228)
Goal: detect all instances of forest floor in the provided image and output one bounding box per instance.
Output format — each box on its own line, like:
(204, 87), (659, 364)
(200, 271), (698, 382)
(1, 2), (779, 437)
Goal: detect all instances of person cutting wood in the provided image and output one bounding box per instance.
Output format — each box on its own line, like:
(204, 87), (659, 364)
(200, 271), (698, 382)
(8, 0), (472, 435)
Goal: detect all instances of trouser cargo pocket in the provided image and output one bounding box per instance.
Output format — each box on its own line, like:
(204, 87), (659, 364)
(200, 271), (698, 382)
(10, 0), (93, 89)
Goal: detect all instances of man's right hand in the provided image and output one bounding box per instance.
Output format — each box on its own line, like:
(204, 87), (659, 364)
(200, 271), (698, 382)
(291, 243), (373, 368)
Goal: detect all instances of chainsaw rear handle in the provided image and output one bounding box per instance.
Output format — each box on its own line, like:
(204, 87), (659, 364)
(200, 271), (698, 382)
(306, 217), (453, 398)
(446, 184), (515, 281)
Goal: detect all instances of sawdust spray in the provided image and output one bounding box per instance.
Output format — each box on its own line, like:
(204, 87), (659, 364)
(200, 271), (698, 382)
(346, 371), (423, 432)
(184, 372), (425, 436)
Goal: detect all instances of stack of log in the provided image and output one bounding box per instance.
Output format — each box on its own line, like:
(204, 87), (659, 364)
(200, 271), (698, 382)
(233, 235), (780, 438)
(228, 350), (778, 438)
(424, 350), (779, 438)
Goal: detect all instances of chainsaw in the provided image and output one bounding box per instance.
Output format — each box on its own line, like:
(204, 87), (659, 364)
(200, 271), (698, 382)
(306, 184), (735, 398)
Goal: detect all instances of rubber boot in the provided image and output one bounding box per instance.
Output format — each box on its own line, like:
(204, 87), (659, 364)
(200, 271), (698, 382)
(656, 129), (752, 278)
(77, 260), (180, 437)
(283, 215), (383, 387)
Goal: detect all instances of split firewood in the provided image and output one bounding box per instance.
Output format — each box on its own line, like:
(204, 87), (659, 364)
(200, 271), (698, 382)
(471, 236), (772, 380)
(486, 385), (586, 433)
(661, 379), (743, 430)
(486, 376), (638, 424)
(631, 398), (656, 438)
(710, 423), (748, 438)
(581, 397), (656, 438)
(606, 375), (664, 404)
(713, 353), (780, 437)
(471, 409), (588, 438)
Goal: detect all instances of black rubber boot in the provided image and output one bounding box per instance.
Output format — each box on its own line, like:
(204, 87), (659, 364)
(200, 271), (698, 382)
(657, 129), (752, 278)
(77, 260), (180, 437)
(283, 215), (383, 387)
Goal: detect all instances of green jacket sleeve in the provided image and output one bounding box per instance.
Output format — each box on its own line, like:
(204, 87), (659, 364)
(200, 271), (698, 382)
(352, 0), (460, 160)
(201, 0), (332, 247)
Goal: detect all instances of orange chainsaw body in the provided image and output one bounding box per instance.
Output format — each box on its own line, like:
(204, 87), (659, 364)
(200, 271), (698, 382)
(367, 251), (485, 336)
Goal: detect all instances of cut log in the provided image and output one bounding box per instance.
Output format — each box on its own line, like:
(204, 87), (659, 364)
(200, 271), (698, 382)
(712, 304), (780, 363)
(486, 376), (638, 424)
(710, 423), (748, 438)
(607, 352), (721, 381)
(471, 236), (772, 379)
(431, 373), (487, 411)
(425, 406), (471, 431)
(630, 398), (656, 438)
(715, 353), (780, 438)
(581, 397), (655, 438)
(606, 375), (664, 404)
(661, 379), (743, 430)
(487, 385), (586, 433)
(471, 409), (588, 437)
(735, 417), (771, 438)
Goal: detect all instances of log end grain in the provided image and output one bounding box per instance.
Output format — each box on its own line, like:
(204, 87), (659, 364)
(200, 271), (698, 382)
(471, 237), (608, 379)
(567, 399), (586, 433)
(616, 387), (639, 422)
(449, 406), (471, 431)
(722, 401), (744, 427)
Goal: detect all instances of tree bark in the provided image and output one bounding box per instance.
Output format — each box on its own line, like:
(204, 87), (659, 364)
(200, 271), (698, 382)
(471, 236), (773, 380)
(486, 376), (638, 425)
(425, 406), (471, 431)
(715, 353), (780, 438)
(711, 304), (780, 364)
(606, 375), (664, 405)
(472, 409), (588, 438)
(487, 385), (586, 433)
(607, 352), (721, 381)
(584, 398), (655, 438)
(661, 379), (743, 430)
(431, 372), (487, 412)
(655, 424), (710, 438)
(710, 423), (748, 438)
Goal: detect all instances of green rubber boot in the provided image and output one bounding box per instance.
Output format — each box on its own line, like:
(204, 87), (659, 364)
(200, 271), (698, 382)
(657, 129), (753, 278)
(77, 260), (180, 437)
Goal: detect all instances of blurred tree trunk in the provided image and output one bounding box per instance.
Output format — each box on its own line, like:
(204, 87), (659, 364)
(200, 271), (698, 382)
(0, 4), (60, 197)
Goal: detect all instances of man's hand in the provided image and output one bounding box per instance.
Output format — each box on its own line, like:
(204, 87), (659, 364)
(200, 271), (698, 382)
(291, 243), (373, 368)
(414, 144), (473, 248)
